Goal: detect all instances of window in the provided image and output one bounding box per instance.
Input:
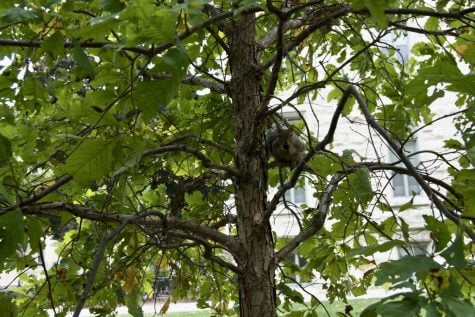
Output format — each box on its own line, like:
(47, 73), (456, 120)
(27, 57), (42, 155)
(389, 139), (421, 197)
(152, 274), (172, 299)
(280, 111), (308, 205)
(282, 111), (304, 123)
(284, 187), (306, 204)
(383, 30), (410, 63)
(285, 252), (311, 283)
(393, 36), (410, 63)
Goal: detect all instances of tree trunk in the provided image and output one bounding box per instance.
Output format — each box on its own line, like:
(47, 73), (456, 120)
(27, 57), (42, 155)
(228, 13), (277, 317)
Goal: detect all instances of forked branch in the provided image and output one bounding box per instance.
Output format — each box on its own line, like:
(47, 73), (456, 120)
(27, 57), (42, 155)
(348, 85), (475, 241)
(275, 83), (475, 259)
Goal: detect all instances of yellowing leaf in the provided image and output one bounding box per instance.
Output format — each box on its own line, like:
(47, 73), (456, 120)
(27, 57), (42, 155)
(122, 266), (139, 293)
(159, 296), (171, 314)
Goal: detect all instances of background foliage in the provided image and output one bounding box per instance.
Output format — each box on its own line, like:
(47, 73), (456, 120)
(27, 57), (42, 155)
(0, 0), (474, 316)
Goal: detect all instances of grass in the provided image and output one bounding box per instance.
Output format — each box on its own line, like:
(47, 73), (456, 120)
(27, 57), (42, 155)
(310, 298), (378, 316)
(115, 298), (379, 316)
(144, 312), (210, 317)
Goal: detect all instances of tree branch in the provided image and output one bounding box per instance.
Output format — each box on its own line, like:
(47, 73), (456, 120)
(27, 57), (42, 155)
(165, 133), (234, 155)
(261, 4), (352, 70)
(276, 172), (343, 260)
(360, 162), (461, 201)
(15, 202), (124, 221)
(202, 239), (240, 273)
(21, 175), (73, 206)
(143, 144), (238, 177)
(182, 74), (225, 92)
(347, 85), (475, 241)
(257, 19), (304, 52)
(262, 34), (381, 117)
(72, 211), (161, 317)
(38, 239), (57, 317)
(150, 73), (226, 93)
(274, 80), (475, 257)
(390, 22), (462, 37)
(17, 202), (237, 252)
(382, 7), (475, 19)
(257, 0), (326, 51)
(161, 215), (238, 252)
(261, 16), (286, 108)
(0, 5), (264, 57)
(266, 88), (351, 217)
(0, 38), (149, 55)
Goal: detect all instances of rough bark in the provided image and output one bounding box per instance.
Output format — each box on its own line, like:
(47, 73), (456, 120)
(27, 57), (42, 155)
(227, 13), (277, 317)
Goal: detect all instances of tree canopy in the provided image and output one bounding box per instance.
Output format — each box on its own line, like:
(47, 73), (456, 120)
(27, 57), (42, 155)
(0, 0), (474, 316)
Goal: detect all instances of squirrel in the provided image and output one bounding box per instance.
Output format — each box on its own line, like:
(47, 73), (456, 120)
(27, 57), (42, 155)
(266, 125), (306, 168)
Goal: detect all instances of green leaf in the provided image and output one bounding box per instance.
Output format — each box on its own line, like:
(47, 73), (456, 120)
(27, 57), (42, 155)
(0, 77), (16, 105)
(458, 43), (475, 66)
(374, 256), (440, 285)
(121, 3), (177, 45)
(72, 14), (122, 41)
(423, 215), (451, 252)
(100, 0), (126, 12)
(185, 191), (206, 210)
(398, 197), (414, 212)
(26, 216), (43, 253)
(440, 234), (465, 269)
(41, 31), (65, 59)
(345, 240), (405, 258)
(308, 153), (340, 177)
(362, 294), (421, 317)
(452, 169), (475, 217)
(1, 7), (40, 23)
(0, 293), (17, 317)
(72, 44), (95, 80)
(364, 0), (389, 28)
(0, 182), (11, 206)
(424, 17), (440, 31)
(446, 74), (475, 95)
(421, 302), (440, 317)
(348, 167), (373, 207)
(0, 133), (12, 165)
(441, 297), (475, 316)
(18, 77), (48, 110)
(58, 140), (114, 184)
(377, 202), (393, 212)
(124, 287), (144, 317)
(134, 47), (189, 120)
(0, 210), (24, 263)
(444, 139), (464, 151)
(467, 145), (475, 166)
(350, 0), (365, 10)
(134, 81), (171, 120)
(112, 138), (144, 176)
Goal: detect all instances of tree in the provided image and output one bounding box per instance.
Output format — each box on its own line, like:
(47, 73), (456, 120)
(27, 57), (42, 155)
(0, 0), (474, 316)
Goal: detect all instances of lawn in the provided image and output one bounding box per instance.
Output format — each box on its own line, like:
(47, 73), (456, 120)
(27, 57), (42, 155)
(144, 312), (210, 317)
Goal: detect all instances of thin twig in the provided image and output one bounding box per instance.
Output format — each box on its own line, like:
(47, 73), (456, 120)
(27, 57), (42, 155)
(276, 172), (343, 260)
(72, 211), (162, 317)
(21, 175), (73, 206)
(39, 240), (57, 316)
